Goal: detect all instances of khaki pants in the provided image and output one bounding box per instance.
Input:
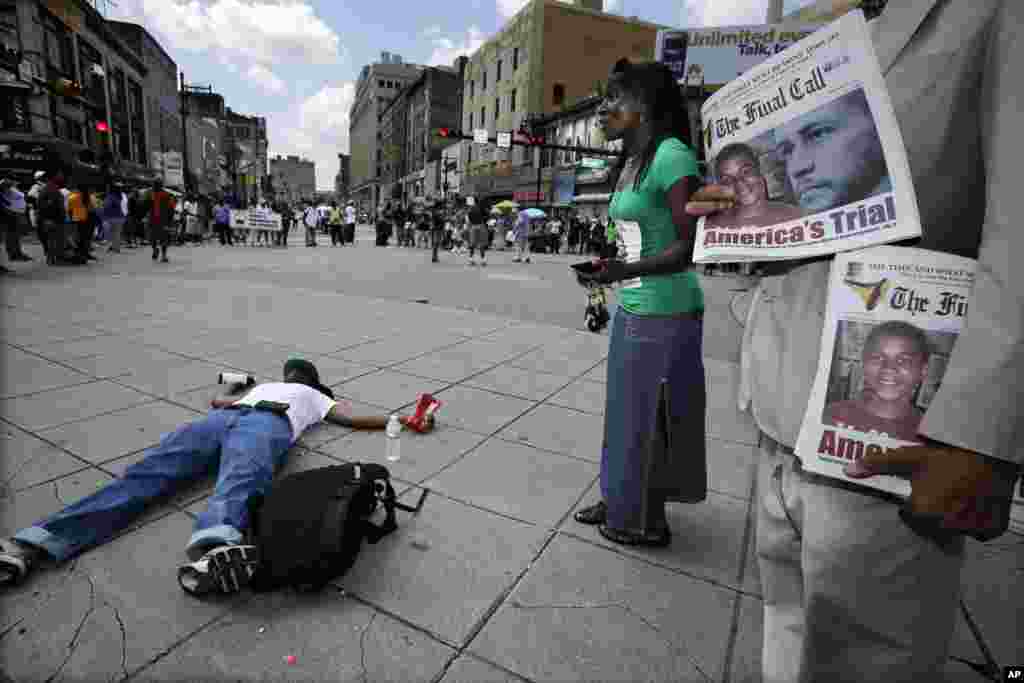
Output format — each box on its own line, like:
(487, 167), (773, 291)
(756, 437), (964, 683)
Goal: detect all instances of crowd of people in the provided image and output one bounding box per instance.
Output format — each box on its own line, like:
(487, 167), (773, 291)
(0, 171), (224, 271)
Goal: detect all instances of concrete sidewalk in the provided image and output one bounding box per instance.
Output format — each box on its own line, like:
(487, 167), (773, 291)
(0, 238), (1019, 682)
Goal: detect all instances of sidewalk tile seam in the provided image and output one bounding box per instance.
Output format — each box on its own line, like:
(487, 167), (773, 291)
(555, 527), (759, 601)
(457, 528), (561, 654)
(1, 396), (163, 433)
(0, 375), (113, 402)
(122, 609), (239, 682)
(719, 461), (762, 683)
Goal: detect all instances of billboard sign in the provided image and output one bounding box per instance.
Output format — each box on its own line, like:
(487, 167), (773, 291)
(657, 23), (819, 89)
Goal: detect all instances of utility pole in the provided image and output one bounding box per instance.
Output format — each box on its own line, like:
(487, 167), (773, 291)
(179, 71), (190, 194)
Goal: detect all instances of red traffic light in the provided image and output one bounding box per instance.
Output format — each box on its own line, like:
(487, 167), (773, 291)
(95, 121), (110, 133)
(438, 128), (451, 138)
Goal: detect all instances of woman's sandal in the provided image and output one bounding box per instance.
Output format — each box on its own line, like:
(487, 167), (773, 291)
(598, 525), (672, 548)
(0, 539), (36, 586)
(177, 544), (259, 597)
(574, 501), (607, 525)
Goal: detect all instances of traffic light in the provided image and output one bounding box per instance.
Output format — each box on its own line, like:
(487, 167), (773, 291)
(95, 121), (113, 163)
(51, 78), (82, 97)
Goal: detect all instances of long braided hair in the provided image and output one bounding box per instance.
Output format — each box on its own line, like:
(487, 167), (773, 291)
(608, 59), (693, 193)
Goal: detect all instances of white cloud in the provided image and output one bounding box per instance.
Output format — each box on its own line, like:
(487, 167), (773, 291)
(679, 0), (772, 27)
(496, 0), (528, 20)
(111, 0), (343, 66)
(246, 63), (287, 95)
(426, 26), (488, 67)
(268, 82), (355, 190)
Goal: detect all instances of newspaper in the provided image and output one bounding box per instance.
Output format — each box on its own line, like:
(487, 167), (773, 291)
(794, 246), (978, 497)
(230, 207), (282, 232)
(692, 11), (921, 263)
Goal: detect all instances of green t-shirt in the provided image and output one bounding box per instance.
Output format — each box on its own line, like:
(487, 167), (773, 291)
(609, 137), (704, 316)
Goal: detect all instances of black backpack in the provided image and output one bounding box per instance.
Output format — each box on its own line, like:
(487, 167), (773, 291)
(245, 463), (428, 593)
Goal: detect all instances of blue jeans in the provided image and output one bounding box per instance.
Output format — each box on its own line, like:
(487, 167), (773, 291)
(15, 408), (293, 562)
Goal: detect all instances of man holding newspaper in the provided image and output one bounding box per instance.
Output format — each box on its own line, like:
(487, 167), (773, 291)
(687, 2), (1021, 681)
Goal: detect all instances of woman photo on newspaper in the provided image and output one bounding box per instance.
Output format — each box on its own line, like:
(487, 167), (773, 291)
(572, 58), (707, 547)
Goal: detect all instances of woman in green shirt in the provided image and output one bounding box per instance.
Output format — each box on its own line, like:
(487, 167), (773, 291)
(574, 59), (707, 547)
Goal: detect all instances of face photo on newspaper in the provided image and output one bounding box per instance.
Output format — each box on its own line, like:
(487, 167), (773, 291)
(703, 88), (893, 236)
(821, 319), (955, 444)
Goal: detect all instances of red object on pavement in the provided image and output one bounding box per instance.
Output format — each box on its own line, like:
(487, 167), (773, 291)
(401, 394), (442, 433)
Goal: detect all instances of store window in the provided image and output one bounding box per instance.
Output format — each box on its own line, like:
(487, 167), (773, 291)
(552, 83), (565, 107)
(496, 59), (502, 82)
(482, 68), (487, 91)
(42, 13), (74, 77)
(513, 47), (519, 71)
(0, 94), (30, 132)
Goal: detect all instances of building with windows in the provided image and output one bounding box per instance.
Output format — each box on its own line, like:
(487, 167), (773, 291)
(459, 0), (662, 206)
(334, 153), (350, 201)
(223, 107), (267, 205)
(1, 0), (153, 185)
(271, 154), (315, 205)
(347, 52), (423, 214)
(108, 21), (179, 177)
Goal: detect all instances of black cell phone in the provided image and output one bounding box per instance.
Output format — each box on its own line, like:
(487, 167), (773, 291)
(571, 260), (601, 274)
(254, 400), (290, 414)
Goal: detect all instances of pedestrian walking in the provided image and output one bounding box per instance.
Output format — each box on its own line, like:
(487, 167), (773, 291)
(511, 213), (530, 263)
(429, 203), (445, 263)
(213, 201), (233, 245)
(144, 180), (177, 262)
(303, 204), (319, 247)
(101, 183), (127, 252)
(328, 202), (344, 246)
(573, 59), (707, 547)
(37, 173), (74, 265)
(344, 202), (357, 245)
(1, 178), (31, 264)
(66, 184), (96, 262)
(466, 204), (489, 267)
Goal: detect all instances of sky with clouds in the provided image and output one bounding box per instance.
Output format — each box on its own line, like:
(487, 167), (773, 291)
(107, 0), (818, 190)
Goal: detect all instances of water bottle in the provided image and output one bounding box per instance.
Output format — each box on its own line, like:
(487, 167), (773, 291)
(385, 414), (402, 462)
(218, 372), (255, 386)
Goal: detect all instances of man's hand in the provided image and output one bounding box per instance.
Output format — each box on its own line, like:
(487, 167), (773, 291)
(844, 442), (1018, 543)
(685, 185), (737, 216)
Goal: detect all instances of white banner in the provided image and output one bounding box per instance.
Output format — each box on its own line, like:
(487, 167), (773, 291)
(692, 11), (922, 263)
(795, 247), (975, 498)
(230, 207), (282, 232)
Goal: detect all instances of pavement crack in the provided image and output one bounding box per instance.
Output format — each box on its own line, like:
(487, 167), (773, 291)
(357, 612), (377, 683)
(108, 603), (130, 681)
(45, 567), (98, 683)
(508, 599), (713, 682)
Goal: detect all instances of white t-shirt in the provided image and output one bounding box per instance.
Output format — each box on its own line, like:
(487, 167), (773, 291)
(345, 206), (356, 224)
(230, 382), (351, 443)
